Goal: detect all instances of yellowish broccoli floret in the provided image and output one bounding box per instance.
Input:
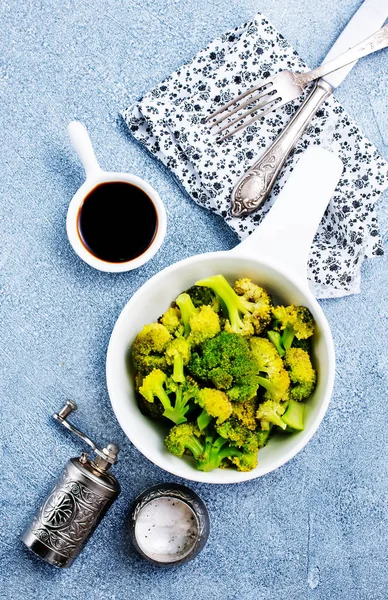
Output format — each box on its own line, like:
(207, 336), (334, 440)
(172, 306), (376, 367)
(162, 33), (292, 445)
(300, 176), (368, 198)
(196, 274), (270, 337)
(196, 388), (233, 425)
(250, 337), (290, 402)
(188, 304), (220, 346)
(256, 399), (287, 430)
(231, 397), (257, 430)
(160, 306), (184, 337)
(233, 278), (273, 334)
(224, 317), (254, 337)
(271, 304), (314, 349)
(165, 337), (191, 383)
(132, 322), (172, 374)
(283, 348), (316, 401)
(139, 368), (191, 425)
(230, 452), (258, 472)
(215, 418), (259, 453)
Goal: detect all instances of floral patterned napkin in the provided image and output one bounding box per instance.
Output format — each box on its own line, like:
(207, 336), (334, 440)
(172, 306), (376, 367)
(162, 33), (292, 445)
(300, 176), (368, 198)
(122, 14), (388, 298)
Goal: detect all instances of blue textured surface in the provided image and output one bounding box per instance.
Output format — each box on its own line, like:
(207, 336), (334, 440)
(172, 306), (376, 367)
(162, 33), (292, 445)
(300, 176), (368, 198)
(1, 1), (387, 599)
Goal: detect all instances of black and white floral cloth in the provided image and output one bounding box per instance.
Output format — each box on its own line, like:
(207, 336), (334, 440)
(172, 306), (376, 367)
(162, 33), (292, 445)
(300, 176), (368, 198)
(122, 14), (388, 298)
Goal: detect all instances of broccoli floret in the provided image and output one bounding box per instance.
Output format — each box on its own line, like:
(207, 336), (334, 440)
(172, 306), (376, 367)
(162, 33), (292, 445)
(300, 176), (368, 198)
(281, 399), (305, 431)
(226, 375), (260, 403)
(233, 278), (273, 334)
(159, 306), (184, 337)
(196, 388), (233, 425)
(188, 331), (258, 391)
(139, 369), (195, 425)
(216, 419), (259, 453)
(185, 285), (220, 311)
(231, 397), (257, 431)
(256, 399), (287, 431)
(196, 274), (271, 336)
(271, 305), (314, 350)
(165, 337), (191, 383)
(174, 293), (220, 345)
(165, 424), (243, 472)
(283, 348), (316, 401)
(132, 323), (172, 374)
(164, 422), (203, 456)
(230, 452), (258, 472)
(188, 305), (221, 346)
(250, 337), (290, 402)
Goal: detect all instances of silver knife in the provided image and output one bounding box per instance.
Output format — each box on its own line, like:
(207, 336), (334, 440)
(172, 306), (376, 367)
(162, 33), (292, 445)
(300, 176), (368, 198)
(231, 0), (388, 218)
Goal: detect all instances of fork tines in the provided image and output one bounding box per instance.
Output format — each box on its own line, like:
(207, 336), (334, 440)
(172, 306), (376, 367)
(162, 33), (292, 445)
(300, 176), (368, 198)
(205, 79), (281, 142)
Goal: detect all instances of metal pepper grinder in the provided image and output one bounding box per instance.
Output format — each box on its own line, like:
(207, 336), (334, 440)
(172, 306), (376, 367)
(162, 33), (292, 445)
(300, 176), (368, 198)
(22, 400), (120, 568)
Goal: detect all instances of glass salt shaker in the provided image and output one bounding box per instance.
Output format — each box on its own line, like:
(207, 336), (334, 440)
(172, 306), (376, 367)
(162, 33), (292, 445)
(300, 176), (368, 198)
(129, 483), (210, 566)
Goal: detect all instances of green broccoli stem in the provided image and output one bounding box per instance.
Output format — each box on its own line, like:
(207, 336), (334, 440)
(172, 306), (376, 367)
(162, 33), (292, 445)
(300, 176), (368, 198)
(267, 331), (285, 357)
(197, 409), (213, 431)
(157, 385), (188, 425)
(172, 353), (184, 383)
(281, 326), (295, 350)
(196, 436), (242, 472)
(175, 293), (197, 337)
(184, 435), (206, 458)
(196, 275), (247, 333)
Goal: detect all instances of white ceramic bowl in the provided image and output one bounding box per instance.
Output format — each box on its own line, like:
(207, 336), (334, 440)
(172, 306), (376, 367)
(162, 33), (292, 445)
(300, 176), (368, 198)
(106, 148), (343, 483)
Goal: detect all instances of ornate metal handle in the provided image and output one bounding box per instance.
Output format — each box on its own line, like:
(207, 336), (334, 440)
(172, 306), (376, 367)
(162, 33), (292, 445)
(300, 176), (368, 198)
(230, 80), (333, 217)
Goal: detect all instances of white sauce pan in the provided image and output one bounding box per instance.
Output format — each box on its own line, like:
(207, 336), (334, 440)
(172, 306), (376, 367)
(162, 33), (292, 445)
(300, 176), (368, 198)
(106, 147), (343, 483)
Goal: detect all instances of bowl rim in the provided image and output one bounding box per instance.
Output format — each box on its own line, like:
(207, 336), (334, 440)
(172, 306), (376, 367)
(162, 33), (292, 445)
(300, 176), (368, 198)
(106, 250), (335, 484)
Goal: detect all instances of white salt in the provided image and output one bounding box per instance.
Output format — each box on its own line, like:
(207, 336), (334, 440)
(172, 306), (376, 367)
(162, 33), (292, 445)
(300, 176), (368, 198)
(134, 496), (198, 563)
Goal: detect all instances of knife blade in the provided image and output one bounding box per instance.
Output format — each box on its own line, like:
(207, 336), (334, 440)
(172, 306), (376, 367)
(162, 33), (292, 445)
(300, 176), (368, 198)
(322, 0), (388, 88)
(230, 0), (388, 217)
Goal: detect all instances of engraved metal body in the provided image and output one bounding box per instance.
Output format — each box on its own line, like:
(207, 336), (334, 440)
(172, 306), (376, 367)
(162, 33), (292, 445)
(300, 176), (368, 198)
(22, 401), (120, 568)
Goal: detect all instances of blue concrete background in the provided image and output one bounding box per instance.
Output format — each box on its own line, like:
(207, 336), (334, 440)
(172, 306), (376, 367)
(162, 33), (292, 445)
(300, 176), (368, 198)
(1, 1), (387, 599)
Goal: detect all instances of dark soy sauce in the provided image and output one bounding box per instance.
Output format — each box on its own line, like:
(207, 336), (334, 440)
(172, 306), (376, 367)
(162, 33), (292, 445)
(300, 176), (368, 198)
(78, 182), (158, 263)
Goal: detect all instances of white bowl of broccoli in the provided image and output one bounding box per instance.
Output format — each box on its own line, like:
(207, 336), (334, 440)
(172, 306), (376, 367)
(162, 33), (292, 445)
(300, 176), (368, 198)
(106, 148), (341, 483)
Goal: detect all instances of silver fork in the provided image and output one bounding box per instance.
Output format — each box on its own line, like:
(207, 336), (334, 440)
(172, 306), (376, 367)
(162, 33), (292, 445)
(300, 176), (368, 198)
(206, 23), (388, 142)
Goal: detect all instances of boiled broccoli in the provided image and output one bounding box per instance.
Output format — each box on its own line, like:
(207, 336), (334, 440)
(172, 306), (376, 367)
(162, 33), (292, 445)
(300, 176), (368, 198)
(256, 399), (287, 431)
(196, 274), (272, 336)
(188, 331), (258, 393)
(216, 419), (259, 453)
(250, 337), (290, 402)
(229, 452), (258, 472)
(165, 423), (243, 472)
(185, 285), (220, 312)
(271, 305), (314, 350)
(174, 292), (220, 345)
(188, 305), (221, 346)
(283, 348), (316, 401)
(139, 369), (195, 425)
(226, 375), (260, 403)
(165, 337), (191, 383)
(231, 397), (258, 431)
(159, 306), (184, 337)
(233, 278), (273, 334)
(196, 387), (233, 426)
(132, 322), (172, 374)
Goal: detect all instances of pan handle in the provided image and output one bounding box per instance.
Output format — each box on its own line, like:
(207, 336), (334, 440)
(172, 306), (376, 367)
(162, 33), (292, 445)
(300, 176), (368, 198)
(230, 147), (343, 285)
